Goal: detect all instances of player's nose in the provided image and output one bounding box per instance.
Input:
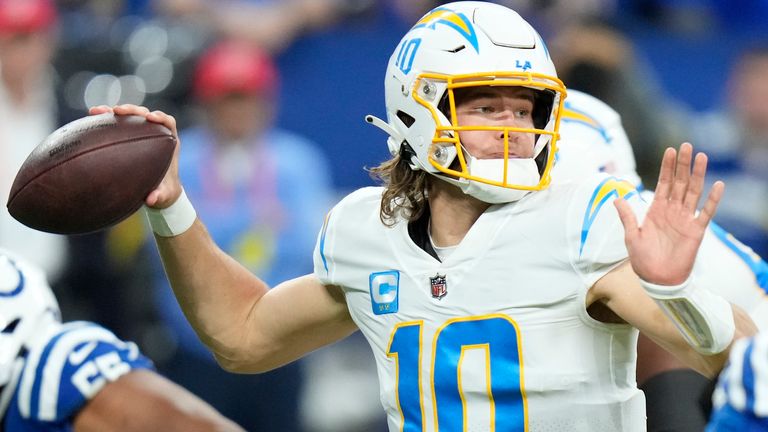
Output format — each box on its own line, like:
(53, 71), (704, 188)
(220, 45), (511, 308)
(497, 130), (531, 158)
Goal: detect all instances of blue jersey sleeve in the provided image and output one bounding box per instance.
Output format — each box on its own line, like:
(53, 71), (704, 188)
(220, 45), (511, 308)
(7, 321), (153, 430)
(707, 333), (768, 431)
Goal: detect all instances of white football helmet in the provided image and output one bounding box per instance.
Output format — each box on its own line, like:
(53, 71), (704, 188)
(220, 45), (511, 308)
(553, 89), (642, 187)
(0, 249), (60, 416)
(366, 1), (567, 203)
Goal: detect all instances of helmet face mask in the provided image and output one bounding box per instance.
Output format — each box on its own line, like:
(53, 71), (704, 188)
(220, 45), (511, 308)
(417, 72), (562, 189)
(371, 1), (567, 203)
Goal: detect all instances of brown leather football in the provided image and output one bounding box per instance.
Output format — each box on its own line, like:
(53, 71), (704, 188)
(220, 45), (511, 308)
(6, 113), (175, 234)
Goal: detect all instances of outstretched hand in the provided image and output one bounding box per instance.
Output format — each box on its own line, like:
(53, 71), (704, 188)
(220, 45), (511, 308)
(614, 142), (724, 285)
(89, 104), (183, 209)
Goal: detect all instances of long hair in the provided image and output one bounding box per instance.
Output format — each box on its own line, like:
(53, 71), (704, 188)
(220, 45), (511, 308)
(368, 155), (430, 226)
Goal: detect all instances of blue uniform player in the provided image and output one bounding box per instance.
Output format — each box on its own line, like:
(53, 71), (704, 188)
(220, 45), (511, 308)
(708, 332), (768, 431)
(0, 248), (244, 432)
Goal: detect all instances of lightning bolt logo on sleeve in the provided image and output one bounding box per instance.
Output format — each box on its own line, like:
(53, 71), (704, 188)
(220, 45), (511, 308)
(580, 177), (637, 256)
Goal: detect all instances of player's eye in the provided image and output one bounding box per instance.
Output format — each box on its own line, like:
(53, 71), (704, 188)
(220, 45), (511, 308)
(467, 104), (494, 114)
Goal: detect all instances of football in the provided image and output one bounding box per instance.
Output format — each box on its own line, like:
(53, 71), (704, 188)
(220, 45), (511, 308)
(6, 113), (176, 235)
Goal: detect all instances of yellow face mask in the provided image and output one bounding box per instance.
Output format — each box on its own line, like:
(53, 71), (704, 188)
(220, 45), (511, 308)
(413, 71), (566, 195)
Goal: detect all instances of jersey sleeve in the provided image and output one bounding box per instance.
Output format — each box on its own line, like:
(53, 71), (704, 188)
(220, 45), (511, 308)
(16, 321), (154, 425)
(567, 175), (647, 287)
(314, 207), (336, 286)
(556, 90), (642, 188)
(696, 222), (768, 329)
(313, 187), (383, 287)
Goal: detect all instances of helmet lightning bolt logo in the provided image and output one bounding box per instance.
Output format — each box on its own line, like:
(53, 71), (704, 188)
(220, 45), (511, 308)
(413, 8), (479, 52)
(580, 177), (638, 256)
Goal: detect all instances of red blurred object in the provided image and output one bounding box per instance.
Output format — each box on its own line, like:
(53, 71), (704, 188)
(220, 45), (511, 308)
(193, 40), (279, 102)
(0, 0), (57, 35)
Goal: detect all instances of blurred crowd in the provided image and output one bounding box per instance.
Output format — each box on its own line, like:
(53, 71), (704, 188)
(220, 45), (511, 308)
(0, 0), (766, 431)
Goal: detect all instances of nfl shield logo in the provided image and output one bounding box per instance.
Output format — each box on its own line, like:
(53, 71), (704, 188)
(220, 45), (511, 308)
(430, 274), (447, 300)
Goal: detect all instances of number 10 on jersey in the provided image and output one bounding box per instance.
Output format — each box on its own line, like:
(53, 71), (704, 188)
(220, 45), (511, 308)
(386, 315), (528, 431)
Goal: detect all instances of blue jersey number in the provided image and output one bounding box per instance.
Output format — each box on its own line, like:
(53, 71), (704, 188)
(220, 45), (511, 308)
(387, 315), (527, 431)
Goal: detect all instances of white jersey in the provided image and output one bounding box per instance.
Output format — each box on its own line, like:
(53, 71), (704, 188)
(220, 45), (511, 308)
(697, 223), (768, 330)
(554, 89), (642, 188)
(314, 174), (648, 432)
(557, 89), (768, 331)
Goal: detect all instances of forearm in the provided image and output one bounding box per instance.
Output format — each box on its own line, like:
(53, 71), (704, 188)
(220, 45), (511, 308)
(154, 218), (269, 357)
(641, 277), (758, 376)
(731, 302), (759, 343)
(595, 264), (749, 378)
(644, 303), (758, 378)
(74, 370), (244, 432)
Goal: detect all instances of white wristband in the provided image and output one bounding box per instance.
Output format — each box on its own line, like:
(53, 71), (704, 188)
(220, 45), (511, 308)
(144, 189), (197, 237)
(639, 276), (694, 299)
(640, 275), (735, 355)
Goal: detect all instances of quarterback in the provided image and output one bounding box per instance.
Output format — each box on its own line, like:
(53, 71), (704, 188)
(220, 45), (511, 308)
(98, 2), (755, 431)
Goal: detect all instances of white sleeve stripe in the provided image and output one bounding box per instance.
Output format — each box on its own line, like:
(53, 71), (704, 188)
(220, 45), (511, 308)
(18, 322), (88, 418)
(726, 339), (749, 411)
(19, 323), (121, 421)
(39, 327), (122, 421)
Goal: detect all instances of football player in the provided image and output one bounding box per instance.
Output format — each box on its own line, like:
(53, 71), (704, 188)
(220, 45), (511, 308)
(707, 332), (768, 431)
(95, 2), (756, 431)
(0, 248), (244, 431)
(556, 89), (768, 431)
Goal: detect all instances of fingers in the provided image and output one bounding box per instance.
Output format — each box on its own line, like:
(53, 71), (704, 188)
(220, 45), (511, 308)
(656, 143), (710, 209)
(683, 152), (707, 212)
(88, 105), (113, 115)
(614, 198), (639, 238)
(94, 104), (183, 209)
(113, 104), (150, 116)
(89, 104), (179, 138)
(145, 189), (161, 207)
(147, 110), (179, 136)
(670, 142), (693, 203)
(654, 147), (677, 200)
(697, 180), (724, 227)
(653, 142), (723, 226)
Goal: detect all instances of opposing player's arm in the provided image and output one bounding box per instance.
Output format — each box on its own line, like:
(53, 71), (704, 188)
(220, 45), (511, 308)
(73, 369), (244, 432)
(589, 262), (755, 378)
